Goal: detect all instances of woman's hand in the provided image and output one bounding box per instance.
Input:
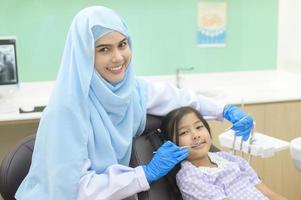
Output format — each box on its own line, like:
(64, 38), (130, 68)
(223, 105), (254, 141)
(142, 141), (189, 184)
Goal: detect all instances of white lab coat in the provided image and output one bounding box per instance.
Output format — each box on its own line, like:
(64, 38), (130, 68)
(77, 80), (225, 200)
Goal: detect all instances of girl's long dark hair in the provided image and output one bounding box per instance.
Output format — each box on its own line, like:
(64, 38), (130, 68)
(158, 106), (211, 199)
(160, 106), (211, 144)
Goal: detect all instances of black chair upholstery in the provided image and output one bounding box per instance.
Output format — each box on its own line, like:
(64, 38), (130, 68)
(0, 115), (219, 200)
(0, 135), (35, 200)
(130, 115), (176, 200)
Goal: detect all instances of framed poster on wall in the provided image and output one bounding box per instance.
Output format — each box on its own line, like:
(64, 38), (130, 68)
(197, 1), (227, 47)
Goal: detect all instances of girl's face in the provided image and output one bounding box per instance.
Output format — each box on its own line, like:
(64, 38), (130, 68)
(176, 112), (211, 162)
(94, 31), (132, 83)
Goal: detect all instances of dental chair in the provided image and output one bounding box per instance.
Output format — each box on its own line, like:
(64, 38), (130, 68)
(0, 115), (220, 200)
(131, 115), (220, 200)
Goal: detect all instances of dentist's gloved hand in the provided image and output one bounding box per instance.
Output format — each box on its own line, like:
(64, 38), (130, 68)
(223, 104), (254, 141)
(143, 141), (189, 184)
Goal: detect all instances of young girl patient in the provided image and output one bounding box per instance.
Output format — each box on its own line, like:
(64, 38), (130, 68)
(160, 106), (287, 200)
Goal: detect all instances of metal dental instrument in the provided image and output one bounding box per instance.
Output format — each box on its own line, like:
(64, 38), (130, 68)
(247, 122), (256, 164)
(240, 101), (245, 157)
(152, 144), (198, 154)
(226, 99), (256, 164)
(181, 144), (199, 148)
(228, 100), (247, 156)
(225, 115), (248, 155)
(239, 137), (244, 157)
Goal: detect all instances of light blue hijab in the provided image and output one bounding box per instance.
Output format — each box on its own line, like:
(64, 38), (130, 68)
(16, 6), (147, 200)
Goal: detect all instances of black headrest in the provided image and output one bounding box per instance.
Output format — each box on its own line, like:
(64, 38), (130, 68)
(0, 135), (35, 200)
(0, 115), (219, 200)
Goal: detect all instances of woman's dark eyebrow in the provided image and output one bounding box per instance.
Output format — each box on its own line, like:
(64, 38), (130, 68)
(119, 38), (127, 44)
(95, 37), (127, 48)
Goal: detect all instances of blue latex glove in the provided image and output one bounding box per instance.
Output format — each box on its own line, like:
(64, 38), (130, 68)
(223, 104), (254, 141)
(143, 141), (189, 184)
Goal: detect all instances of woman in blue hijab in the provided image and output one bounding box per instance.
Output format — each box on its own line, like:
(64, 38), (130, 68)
(16, 6), (253, 200)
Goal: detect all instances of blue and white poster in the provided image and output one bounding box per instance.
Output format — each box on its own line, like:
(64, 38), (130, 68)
(197, 1), (227, 47)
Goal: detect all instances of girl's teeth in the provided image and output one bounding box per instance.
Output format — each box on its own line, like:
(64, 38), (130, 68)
(191, 141), (204, 147)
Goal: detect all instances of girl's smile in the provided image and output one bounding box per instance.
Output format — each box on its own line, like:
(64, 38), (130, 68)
(176, 112), (212, 166)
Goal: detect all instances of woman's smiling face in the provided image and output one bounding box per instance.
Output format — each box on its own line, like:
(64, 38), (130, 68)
(94, 31), (131, 83)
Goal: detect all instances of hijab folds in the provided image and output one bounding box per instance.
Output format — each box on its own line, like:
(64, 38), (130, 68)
(16, 6), (147, 200)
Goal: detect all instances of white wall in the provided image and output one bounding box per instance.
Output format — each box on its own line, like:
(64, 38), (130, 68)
(278, 0), (301, 71)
